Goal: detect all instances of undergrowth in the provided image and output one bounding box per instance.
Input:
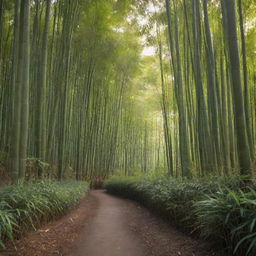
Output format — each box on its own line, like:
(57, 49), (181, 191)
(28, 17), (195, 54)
(104, 176), (256, 256)
(0, 180), (89, 248)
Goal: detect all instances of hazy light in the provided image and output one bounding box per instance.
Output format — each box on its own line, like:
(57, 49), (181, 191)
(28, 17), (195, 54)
(112, 27), (125, 33)
(138, 17), (148, 26)
(141, 46), (155, 56)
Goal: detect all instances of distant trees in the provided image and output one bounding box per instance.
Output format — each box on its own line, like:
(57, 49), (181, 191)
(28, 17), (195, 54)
(1, 0), (154, 183)
(0, 0), (255, 183)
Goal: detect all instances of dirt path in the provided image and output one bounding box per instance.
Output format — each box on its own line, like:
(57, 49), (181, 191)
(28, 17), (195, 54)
(2, 190), (220, 256)
(70, 190), (218, 256)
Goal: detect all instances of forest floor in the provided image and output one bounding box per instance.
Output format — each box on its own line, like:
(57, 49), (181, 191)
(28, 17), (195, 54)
(2, 190), (221, 256)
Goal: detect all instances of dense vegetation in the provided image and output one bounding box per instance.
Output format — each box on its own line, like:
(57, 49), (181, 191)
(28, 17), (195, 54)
(0, 180), (89, 248)
(105, 176), (256, 255)
(0, 0), (254, 183)
(0, 0), (151, 182)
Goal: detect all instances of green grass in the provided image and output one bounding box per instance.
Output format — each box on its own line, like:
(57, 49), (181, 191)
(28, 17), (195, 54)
(0, 180), (89, 248)
(104, 176), (256, 255)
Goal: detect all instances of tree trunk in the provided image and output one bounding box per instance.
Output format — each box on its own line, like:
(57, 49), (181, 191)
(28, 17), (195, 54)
(221, 0), (251, 176)
(36, 0), (51, 178)
(19, 0), (30, 181)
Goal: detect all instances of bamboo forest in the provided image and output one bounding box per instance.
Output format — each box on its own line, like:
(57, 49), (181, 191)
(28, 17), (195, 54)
(0, 0), (256, 255)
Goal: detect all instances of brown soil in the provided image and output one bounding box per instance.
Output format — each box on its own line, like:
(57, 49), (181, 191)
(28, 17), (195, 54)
(1, 190), (222, 256)
(1, 191), (98, 256)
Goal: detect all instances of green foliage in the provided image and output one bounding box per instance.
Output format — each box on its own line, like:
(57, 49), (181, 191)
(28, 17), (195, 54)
(104, 176), (256, 255)
(0, 180), (89, 248)
(196, 187), (256, 255)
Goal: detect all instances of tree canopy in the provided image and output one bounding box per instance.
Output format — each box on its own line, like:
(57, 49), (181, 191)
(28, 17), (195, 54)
(0, 0), (255, 182)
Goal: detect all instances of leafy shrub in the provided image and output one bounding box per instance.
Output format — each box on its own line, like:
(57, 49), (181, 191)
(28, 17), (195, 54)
(104, 175), (254, 255)
(195, 188), (256, 255)
(0, 180), (89, 248)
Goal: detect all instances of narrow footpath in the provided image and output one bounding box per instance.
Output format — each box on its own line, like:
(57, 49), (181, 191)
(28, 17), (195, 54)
(70, 190), (149, 256)
(3, 190), (219, 256)
(70, 190), (217, 256)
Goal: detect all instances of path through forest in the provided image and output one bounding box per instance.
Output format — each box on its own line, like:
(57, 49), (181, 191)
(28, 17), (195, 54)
(70, 191), (218, 256)
(70, 190), (148, 256)
(3, 191), (219, 256)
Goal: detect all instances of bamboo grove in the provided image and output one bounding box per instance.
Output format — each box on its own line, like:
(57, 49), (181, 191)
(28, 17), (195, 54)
(0, 0), (155, 182)
(152, 0), (256, 178)
(0, 0), (255, 183)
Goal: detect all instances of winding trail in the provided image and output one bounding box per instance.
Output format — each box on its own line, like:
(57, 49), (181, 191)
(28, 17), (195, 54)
(70, 190), (217, 256)
(3, 190), (219, 256)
